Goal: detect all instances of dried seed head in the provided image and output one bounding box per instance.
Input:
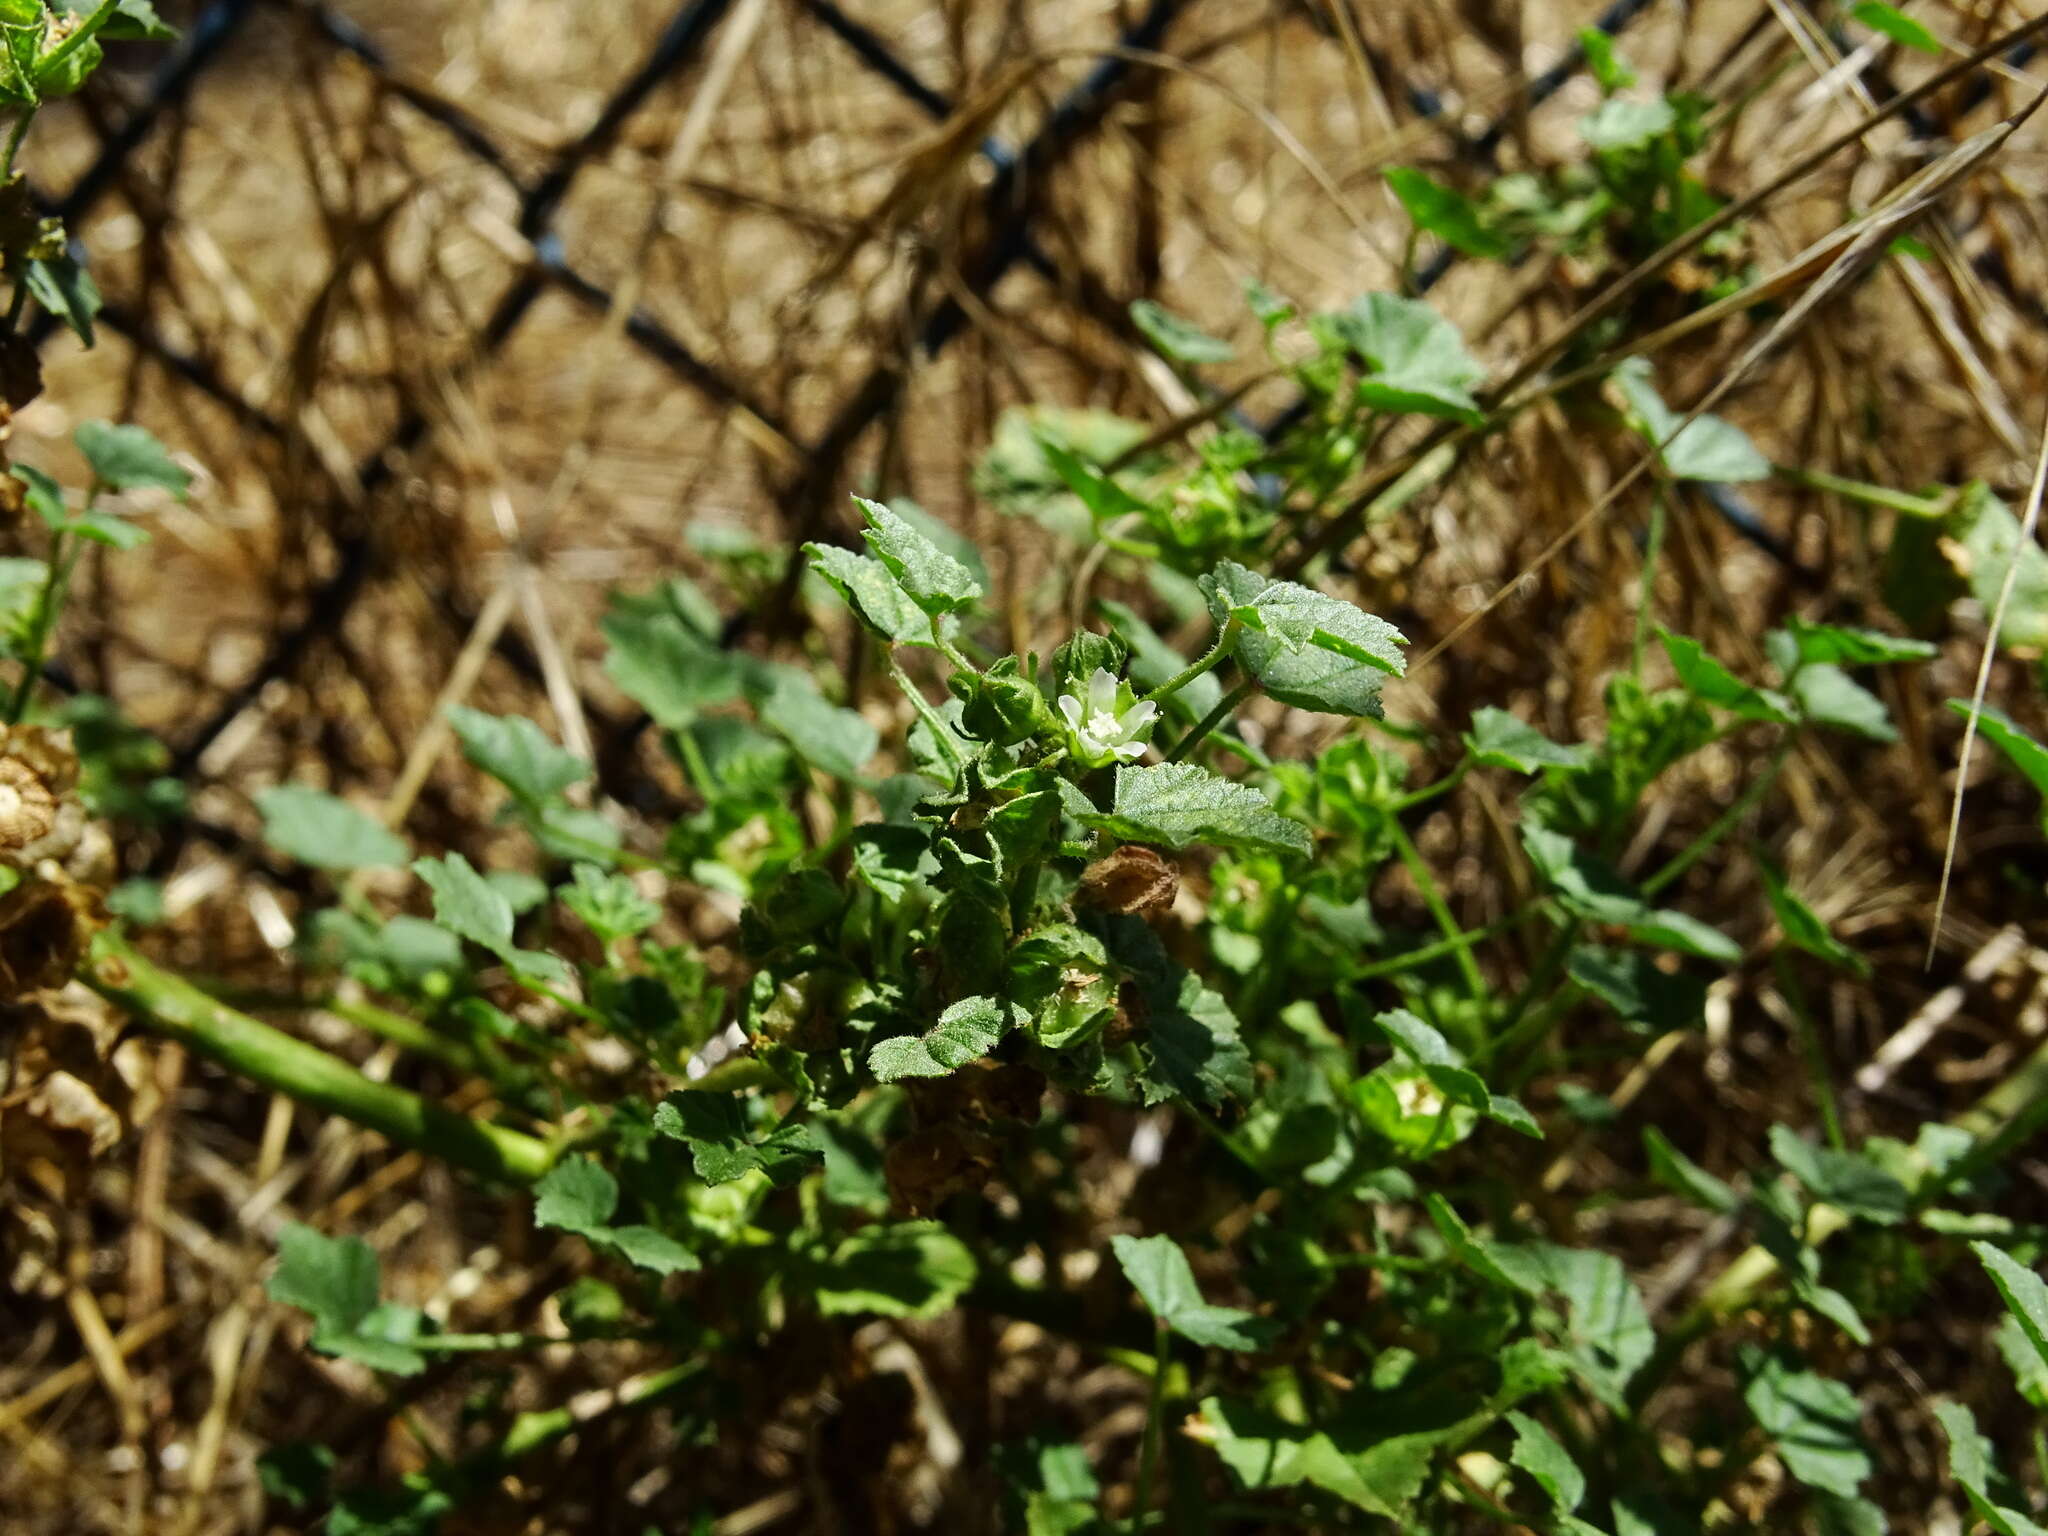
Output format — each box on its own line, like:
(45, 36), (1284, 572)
(884, 1123), (995, 1217)
(0, 877), (102, 999)
(0, 727), (82, 869)
(1077, 844), (1179, 919)
(1, 984), (149, 1207)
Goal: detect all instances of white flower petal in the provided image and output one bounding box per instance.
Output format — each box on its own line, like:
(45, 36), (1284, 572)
(1058, 694), (1085, 731)
(1087, 668), (1118, 714)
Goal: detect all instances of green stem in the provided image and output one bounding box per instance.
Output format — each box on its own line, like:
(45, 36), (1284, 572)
(1775, 464), (1950, 520)
(86, 932), (555, 1186)
(1387, 817), (1485, 1003)
(9, 528), (76, 723)
(408, 1332), (550, 1354)
(1346, 909), (1532, 983)
(1163, 678), (1254, 764)
(1631, 493), (1667, 677)
(1142, 618), (1238, 707)
(1127, 1319), (1170, 1535)
(889, 657), (963, 773)
(35, 0), (120, 82)
(1776, 952), (1843, 1150)
(324, 997), (475, 1073)
(2, 106), (36, 181)
(1387, 759), (1469, 814)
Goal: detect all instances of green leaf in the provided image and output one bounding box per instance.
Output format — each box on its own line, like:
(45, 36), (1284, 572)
(1644, 1127), (1739, 1214)
(1976, 1242), (2048, 1374)
(256, 1443), (335, 1510)
(26, 253), (99, 347)
(1110, 1232), (1270, 1350)
(1617, 908), (1741, 965)
(601, 605), (742, 729)
(1580, 96), (1677, 152)
(1198, 560), (1407, 718)
(856, 495), (982, 616)
(534, 1157), (697, 1275)
(1949, 483), (2048, 652)
(1851, 1), (1942, 53)
(1947, 701), (2048, 810)
(561, 863), (659, 943)
(653, 1091), (822, 1185)
(1613, 360), (1770, 483)
(58, 506), (148, 549)
(269, 1222), (380, 1338)
(1997, 1312), (2048, 1407)
(1129, 298), (1234, 364)
(1466, 707), (1591, 772)
(806, 543), (934, 648)
(533, 1156), (617, 1235)
(73, 420), (189, 496)
(1760, 861), (1868, 976)
(815, 1220), (977, 1319)
(1789, 664), (1895, 742)
(868, 995), (1018, 1081)
(597, 1225), (697, 1276)
(1768, 1126), (1909, 1225)
(413, 852), (513, 955)
(1198, 1396), (1422, 1518)
(257, 785), (408, 872)
(328, 1482), (456, 1536)
(1741, 1349), (1870, 1497)
(1579, 26), (1636, 91)
(1521, 821), (1640, 921)
(1658, 629), (1794, 721)
(1082, 762), (1310, 858)
(1568, 946), (1707, 1034)
(267, 1223), (425, 1376)
(1781, 617), (1934, 667)
(757, 673), (876, 780)
(1376, 1009), (1541, 1138)
(445, 704), (589, 804)
(1936, 1398), (2048, 1536)
(1038, 435), (1154, 527)
(1100, 914), (1254, 1109)
(0, 555), (44, 659)
(1538, 1246), (1656, 1404)
(1384, 167), (1511, 260)
(1323, 292), (1486, 422)
(1507, 1411), (1585, 1513)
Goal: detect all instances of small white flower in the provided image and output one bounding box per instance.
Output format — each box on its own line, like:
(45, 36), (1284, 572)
(1057, 668), (1158, 764)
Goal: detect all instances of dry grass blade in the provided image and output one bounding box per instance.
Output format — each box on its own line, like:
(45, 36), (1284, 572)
(1418, 96), (2045, 673)
(1933, 406), (2048, 962)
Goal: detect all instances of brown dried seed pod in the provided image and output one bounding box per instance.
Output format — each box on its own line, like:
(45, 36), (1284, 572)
(884, 1123), (995, 1217)
(0, 877), (103, 999)
(0, 726), (82, 869)
(1104, 979), (1148, 1048)
(0, 335), (40, 411)
(1077, 844), (1178, 919)
(1, 985), (149, 1205)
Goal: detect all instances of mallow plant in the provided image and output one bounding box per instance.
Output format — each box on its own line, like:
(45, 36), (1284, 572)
(51, 465), (2048, 1531)
(12, 22), (2048, 1520)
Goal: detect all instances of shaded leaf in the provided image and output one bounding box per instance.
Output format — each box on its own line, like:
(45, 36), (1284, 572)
(257, 785), (407, 872)
(1385, 166), (1511, 259)
(1466, 707), (1591, 772)
(1111, 1232), (1271, 1350)
(1130, 298), (1234, 364)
